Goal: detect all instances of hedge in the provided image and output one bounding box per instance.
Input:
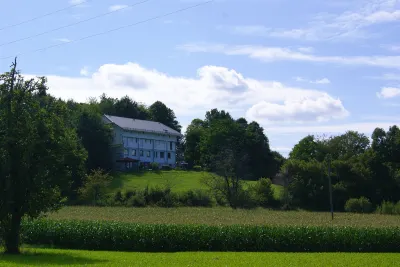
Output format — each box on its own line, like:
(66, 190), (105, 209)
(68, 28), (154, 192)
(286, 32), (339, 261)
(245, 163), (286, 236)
(19, 220), (400, 252)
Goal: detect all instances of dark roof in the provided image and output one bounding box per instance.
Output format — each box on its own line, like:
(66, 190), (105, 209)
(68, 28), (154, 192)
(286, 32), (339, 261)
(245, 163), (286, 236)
(104, 114), (181, 136)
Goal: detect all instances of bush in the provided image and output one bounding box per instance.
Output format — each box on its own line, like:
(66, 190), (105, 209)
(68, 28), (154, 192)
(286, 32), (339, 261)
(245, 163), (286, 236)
(149, 162), (160, 170)
(249, 178), (275, 208)
(21, 220), (400, 252)
(178, 190), (214, 207)
(113, 191), (124, 204)
(78, 169), (112, 206)
(127, 192), (146, 207)
(344, 197), (373, 213)
(161, 165), (172, 171)
(193, 165), (202, 172)
(377, 201), (400, 215)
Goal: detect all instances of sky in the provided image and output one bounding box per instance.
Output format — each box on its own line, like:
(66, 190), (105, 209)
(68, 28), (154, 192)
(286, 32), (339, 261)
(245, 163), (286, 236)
(1, 0), (400, 156)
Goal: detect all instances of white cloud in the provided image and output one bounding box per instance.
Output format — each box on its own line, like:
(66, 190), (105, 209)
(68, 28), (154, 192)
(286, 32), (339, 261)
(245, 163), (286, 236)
(246, 95), (348, 124)
(297, 47), (314, 53)
(227, 1), (400, 41)
(109, 5), (128, 12)
(377, 87), (400, 98)
(295, 77), (331, 84)
(25, 62), (346, 125)
(55, 38), (71, 43)
(80, 66), (90, 76)
(178, 43), (400, 68)
(69, 0), (85, 4)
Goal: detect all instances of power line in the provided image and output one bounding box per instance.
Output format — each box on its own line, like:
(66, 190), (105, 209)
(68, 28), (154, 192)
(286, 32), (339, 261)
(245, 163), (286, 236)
(0, 0), (91, 32)
(0, 0), (152, 47)
(0, 0), (214, 61)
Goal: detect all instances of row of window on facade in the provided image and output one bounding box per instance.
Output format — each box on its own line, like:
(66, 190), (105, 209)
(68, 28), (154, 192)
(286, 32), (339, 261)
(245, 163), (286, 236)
(124, 149), (171, 159)
(122, 137), (173, 150)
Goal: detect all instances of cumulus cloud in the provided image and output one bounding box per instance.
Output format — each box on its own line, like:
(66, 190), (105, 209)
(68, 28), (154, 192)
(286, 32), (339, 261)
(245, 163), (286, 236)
(377, 87), (400, 98)
(25, 62), (346, 125)
(178, 43), (400, 68)
(246, 95), (348, 124)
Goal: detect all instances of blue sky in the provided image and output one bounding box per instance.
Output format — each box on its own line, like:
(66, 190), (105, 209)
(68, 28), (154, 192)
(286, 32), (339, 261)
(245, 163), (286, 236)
(1, 0), (400, 156)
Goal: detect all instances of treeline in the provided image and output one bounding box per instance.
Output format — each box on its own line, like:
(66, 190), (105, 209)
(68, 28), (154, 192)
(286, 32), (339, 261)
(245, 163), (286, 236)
(279, 129), (400, 212)
(184, 109), (285, 180)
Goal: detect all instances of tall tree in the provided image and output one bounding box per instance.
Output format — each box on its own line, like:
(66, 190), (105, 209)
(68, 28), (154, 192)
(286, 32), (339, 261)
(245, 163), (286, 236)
(184, 119), (205, 166)
(148, 101), (181, 132)
(0, 61), (87, 254)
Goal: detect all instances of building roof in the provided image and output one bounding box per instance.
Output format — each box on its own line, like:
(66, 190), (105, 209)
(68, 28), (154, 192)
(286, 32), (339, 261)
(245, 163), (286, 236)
(103, 114), (182, 136)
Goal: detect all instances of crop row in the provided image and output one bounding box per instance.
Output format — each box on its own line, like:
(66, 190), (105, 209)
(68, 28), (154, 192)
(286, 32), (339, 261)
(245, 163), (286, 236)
(20, 220), (400, 252)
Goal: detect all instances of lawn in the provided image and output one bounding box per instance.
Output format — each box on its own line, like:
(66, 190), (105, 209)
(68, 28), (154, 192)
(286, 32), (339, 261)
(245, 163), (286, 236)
(1, 249), (399, 267)
(47, 206), (400, 227)
(110, 170), (283, 198)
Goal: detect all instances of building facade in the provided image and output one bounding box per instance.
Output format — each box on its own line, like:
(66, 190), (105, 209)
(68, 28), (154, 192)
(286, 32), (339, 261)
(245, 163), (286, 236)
(102, 114), (181, 170)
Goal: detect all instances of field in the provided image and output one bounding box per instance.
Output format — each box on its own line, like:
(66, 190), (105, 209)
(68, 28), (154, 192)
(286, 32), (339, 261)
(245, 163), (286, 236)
(47, 206), (400, 227)
(110, 170), (283, 198)
(1, 249), (399, 267)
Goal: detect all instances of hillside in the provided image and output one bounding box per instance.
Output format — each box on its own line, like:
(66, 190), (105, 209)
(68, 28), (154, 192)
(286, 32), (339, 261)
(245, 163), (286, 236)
(110, 170), (283, 199)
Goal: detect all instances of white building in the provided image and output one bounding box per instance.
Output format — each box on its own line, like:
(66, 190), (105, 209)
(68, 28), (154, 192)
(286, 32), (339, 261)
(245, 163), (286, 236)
(102, 114), (182, 170)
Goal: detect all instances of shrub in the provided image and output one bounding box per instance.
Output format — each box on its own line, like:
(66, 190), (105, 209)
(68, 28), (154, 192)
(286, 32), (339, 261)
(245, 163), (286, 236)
(249, 178), (275, 208)
(149, 162), (160, 170)
(178, 190), (214, 207)
(21, 220), (400, 252)
(161, 165), (172, 171)
(127, 192), (146, 207)
(113, 191), (124, 204)
(344, 197), (373, 213)
(193, 165), (202, 172)
(78, 169), (112, 206)
(377, 201), (400, 215)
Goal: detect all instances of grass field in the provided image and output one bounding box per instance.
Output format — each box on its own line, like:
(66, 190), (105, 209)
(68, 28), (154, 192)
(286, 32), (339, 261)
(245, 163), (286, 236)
(1, 249), (399, 267)
(47, 206), (400, 227)
(110, 170), (283, 198)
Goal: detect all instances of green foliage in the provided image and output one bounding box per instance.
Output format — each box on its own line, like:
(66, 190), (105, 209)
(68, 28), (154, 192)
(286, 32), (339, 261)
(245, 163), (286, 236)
(377, 201), (400, 215)
(149, 162), (160, 170)
(193, 165), (202, 171)
(249, 178), (275, 208)
(178, 190), (214, 207)
(184, 109), (281, 180)
(21, 220), (400, 252)
(0, 64), (87, 253)
(78, 169), (112, 206)
(344, 197), (373, 213)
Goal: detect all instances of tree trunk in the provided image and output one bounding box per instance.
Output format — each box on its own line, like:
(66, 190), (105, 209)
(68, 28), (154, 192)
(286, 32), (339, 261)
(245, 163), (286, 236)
(4, 211), (22, 254)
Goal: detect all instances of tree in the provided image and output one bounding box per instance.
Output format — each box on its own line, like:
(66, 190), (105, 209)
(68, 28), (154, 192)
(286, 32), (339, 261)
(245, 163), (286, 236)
(202, 148), (250, 209)
(184, 119), (205, 166)
(78, 169), (112, 206)
(77, 109), (114, 172)
(289, 135), (328, 162)
(0, 60), (87, 254)
(149, 101), (181, 132)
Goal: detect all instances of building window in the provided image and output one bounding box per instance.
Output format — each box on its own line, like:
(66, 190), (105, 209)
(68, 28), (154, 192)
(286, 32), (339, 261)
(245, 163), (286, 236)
(132, 149), (136, 156)
(160, 152), (165, 159)
(150, 140), (152, 144)
(136, 138), (138, 143)
(170, 142), (173, 150)
(140, 150), (143, 156)
(168, 152), (171, 159)
(155, 151), (158, 158)
(124, 148), (128, 156)
(146, 151), (150, 157)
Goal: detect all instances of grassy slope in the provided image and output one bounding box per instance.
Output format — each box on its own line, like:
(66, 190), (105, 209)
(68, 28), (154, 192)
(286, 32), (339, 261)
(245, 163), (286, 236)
(1, 249), (399, 267)
(110, 170), (283, 198)
(48, 206), (400, 227)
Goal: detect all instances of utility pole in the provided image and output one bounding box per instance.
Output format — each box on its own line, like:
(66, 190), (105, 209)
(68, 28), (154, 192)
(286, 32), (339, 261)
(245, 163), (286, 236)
(327, 155), (334, 220)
